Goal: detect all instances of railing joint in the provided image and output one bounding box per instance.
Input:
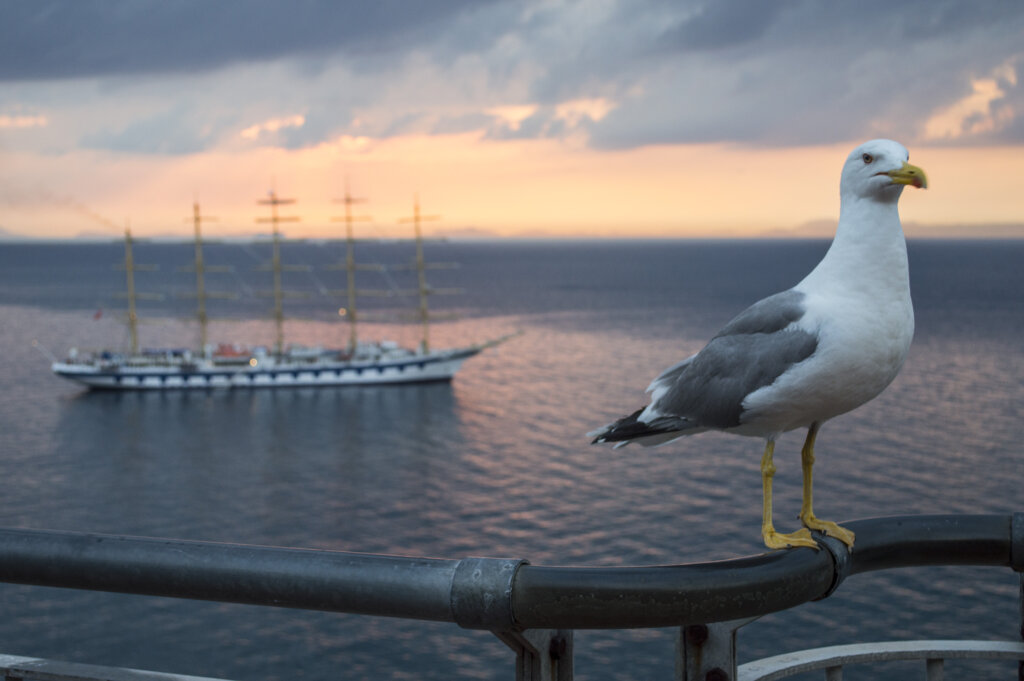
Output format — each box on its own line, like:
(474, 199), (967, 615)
(813, 532), (852, 601)
(450, 557), (529, 630)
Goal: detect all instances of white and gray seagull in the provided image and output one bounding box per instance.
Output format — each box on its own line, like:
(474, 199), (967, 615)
(590, 139), (927, 551)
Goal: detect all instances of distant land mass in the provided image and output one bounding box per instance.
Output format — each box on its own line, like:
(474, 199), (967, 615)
(902, 222), (1024, 239)
(759, 220), (1024, 239)
(1, 223), (1022, 241)
(0, 226), (31, 241)
(72, 230), (125, 241)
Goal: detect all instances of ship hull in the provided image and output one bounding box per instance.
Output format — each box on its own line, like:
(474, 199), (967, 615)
(53, 348), (481, 391)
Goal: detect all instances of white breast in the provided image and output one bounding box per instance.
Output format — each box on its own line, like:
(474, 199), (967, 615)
(737, 212), (914, 436)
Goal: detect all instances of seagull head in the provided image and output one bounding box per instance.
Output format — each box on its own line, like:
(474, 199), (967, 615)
(841, 139), (927, 202)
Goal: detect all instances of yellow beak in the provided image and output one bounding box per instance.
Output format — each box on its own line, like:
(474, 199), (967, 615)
(887, 161), (927, 189)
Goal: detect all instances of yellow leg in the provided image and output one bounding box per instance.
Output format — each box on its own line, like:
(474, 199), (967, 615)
(798, 423), (855, 548)
(760, 439), (817, 550)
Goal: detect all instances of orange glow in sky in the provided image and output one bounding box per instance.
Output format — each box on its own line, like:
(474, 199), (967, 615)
(3, 5), (1023, 241)
(3, 133), (1023, 240)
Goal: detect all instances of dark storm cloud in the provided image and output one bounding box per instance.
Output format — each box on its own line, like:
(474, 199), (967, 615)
(3, 0), (1023, 151)
(655, 0), (1024, 52)
(658, 0), (794, 51)
(578, 0), (1024, 148)
(0, 0), (502, 81)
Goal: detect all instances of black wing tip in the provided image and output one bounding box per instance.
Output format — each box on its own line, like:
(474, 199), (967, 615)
(588, 426), (619, 445)
(589, 408), (639, 443)
(590, 432), (626, 445)
(589, 408), (677, 446)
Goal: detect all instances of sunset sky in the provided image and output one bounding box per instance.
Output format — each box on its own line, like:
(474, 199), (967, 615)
(2, 1), (1023, 240)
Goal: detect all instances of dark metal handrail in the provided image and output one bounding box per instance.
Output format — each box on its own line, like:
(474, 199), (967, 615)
(514, 513), (1024, 629)
(0, 514), (1020, 633)
(0, 528), (463, 622)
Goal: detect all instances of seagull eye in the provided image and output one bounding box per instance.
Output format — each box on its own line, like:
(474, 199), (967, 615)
(862, 153), (874, 164)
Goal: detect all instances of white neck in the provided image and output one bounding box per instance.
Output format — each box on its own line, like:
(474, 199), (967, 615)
(799, 193), (910, 297)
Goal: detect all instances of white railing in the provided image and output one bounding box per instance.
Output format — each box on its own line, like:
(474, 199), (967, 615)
(0, 653), (227, 681)
(738, 640), (1024, 680)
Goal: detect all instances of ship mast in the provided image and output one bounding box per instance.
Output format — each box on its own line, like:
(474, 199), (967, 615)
(330, 184), (372, 353)
(192, 203), (209, 348)
(123, 226), (139, 354)
(191, 202), (214, 350)
(117, 223), (160, 354)
(182, 202), (233, 354)
(398, 196), (441, 353)
(256, 191), (300, 355)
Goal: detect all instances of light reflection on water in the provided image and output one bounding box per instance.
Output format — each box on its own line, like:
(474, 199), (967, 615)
(0, 240), (1021, 681)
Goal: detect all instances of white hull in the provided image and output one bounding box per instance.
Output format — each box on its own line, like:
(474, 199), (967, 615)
(53, 347), (481, 391)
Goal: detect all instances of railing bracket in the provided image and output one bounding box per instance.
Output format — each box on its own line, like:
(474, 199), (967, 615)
(495, 628), (573, 681)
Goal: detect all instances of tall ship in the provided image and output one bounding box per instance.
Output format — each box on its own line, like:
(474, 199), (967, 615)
(52, 193), (507, 390)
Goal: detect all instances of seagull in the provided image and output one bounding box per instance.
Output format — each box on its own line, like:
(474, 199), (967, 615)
(590, 139), (927, 551)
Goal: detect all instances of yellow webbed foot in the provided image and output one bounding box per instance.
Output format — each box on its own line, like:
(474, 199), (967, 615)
(762, 526), (819, 551)
(801, 514), (855, 548)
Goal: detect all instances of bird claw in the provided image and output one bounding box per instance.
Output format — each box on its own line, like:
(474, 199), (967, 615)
(801, 515), (855, 548)
(763, 526), (819, 551)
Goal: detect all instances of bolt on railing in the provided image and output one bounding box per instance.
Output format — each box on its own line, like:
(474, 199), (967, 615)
(0, 513), (1021, 681)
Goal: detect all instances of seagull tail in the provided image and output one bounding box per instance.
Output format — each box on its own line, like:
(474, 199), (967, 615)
(589, 409), (698, 448)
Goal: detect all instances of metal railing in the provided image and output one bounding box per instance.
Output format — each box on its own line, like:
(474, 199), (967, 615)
(737, 640), (1024, 680)
(0, 513), (1021, 680)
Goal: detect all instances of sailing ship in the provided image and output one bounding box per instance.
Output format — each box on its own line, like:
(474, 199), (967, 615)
(52, 194), (506, 390)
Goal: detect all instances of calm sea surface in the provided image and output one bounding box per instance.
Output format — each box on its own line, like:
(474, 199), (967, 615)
(0, 239), (1021, 680)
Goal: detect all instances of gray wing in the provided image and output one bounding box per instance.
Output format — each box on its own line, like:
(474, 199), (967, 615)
(648, 289), (817, 430)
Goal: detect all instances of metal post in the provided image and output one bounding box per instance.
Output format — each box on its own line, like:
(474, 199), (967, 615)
(676, 618), (756, 681)
(495, 629), (573, 681)
(1012, 513), (1024, 681)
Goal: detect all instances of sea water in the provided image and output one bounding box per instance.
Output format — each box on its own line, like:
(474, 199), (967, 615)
(0, 239), (1021, 680)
